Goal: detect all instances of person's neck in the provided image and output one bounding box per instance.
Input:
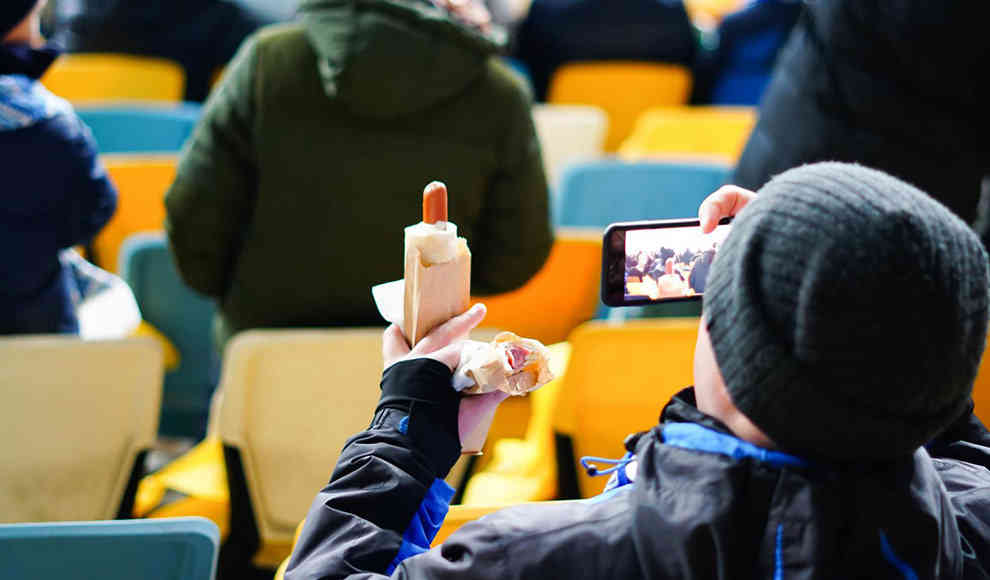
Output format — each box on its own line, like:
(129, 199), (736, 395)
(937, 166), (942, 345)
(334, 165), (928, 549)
(3, 17), (43, 49)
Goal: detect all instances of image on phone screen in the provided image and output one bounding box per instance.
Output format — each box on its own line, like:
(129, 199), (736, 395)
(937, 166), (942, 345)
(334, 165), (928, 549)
(602, 219), (732, 306)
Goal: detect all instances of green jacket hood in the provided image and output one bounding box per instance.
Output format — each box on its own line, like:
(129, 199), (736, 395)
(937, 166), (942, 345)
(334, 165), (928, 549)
(299, 0), (503, 118)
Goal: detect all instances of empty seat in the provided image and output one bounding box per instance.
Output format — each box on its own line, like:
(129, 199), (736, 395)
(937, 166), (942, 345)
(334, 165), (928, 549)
(532, 104), (608, 190)
(463, 318), (700, 502)
(41, 53), (185, 103)
(0, 517), (218, 580)
(77, 104), (201, 154)
(474, 228), (602, 345)
(0, 336), (162, 522)
(120, 233), (218, 440)
(556, 159), (730, 227)
(216, 328), (387, 572)
(92, 155), (177, 272)
(547, 62), (692, 151)
(618, 106), (757, 163)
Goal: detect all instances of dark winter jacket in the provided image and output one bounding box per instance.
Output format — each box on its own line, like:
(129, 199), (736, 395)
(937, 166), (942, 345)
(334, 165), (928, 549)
(733, 1), (990, 226)
(165, 0), (553, 348)
(285, 360), (990, 579)
(0, 44), (117, 335)
(514, 0), (697, 101)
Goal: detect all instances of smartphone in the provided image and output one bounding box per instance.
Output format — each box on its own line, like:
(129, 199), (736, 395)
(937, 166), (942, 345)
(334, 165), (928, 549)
(601, 218), (733, 307)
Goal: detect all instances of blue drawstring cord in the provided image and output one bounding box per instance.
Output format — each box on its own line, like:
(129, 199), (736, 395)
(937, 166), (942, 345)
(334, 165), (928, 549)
(580, 453), (634, 477)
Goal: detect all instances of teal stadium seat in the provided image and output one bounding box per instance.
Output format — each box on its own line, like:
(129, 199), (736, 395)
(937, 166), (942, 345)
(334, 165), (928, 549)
(76, 104), (201, 154)
(556, 160), (730, 319)
(121, 233), (219, 439)
(555, 159), (730, 227)
(0, 517), (218, 580)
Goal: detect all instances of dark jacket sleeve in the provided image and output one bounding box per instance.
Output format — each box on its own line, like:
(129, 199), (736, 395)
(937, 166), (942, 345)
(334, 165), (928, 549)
(286, 358), (645, 580)
(55, 114), (117, 249)
(164, 34), (260, 298)
(469, 68), (553, 296)
(285, 359), (464, 579)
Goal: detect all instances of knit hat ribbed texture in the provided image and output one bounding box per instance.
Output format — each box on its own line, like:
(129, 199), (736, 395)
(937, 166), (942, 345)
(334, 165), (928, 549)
(703, 162), (989, 461)
(0, 0), (37, 39)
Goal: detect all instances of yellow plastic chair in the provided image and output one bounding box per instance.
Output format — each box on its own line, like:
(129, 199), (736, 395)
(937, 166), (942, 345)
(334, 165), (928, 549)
(0, 336), (162, 523)
(618, 106), (757, 163)
(472, 228), (602, 346)
(547, 62), (692, 152)
(684, 0), (747, 25)
(464, 318), (701, 502)
(216, 329), (390, 569)
(462, 342), (571, 504)
(970, 333), (990, 426)
(532, 104), (608, 189)
(41, 54), (185, 104)
(94, 155), (177, 272)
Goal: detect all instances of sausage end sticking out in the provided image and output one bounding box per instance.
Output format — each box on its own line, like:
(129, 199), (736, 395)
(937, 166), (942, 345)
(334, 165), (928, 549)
(423, 181), (448, 224)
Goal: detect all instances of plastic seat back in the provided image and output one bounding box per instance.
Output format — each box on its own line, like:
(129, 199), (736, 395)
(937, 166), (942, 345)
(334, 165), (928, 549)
(554, 319), (699, 497)
(120, 233), (218, 440)
(92, 155), (177, 272)
(216, 329), (386, 566)
(556, 159), (730, 227)
(547, 61), (692, 151)
(0, 517), (218, 580)
(532, 104), (607, 190)
(0, 336), (162, 522)
(41, 53), (185, 103)
(618, 106), (757, 162)
(971, 333), (990, 426)
(473, 228), (602, 345)
(77, 104), (201, 154)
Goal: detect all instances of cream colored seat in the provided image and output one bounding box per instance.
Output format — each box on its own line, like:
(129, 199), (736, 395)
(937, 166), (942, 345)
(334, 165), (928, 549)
(532, 104), (608, 190)
(0, 336), (162, 523)
(215, 328), (388, 569)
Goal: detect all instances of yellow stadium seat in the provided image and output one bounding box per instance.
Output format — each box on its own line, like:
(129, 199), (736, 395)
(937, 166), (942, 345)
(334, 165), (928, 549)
(94, 155), (177, 272)
(462, 342), (570, 504)
(618, 106), (757, 163)
(216, 328), (389, 570)
(684, 0), (747, 25)
(472, 228), (602, 346)
(41, 54), (185, 104)
(464, 318), (700, 502)
(0, 336), (162, 523)
(547, 61), (692, 152)
(970, 335), (990, 426)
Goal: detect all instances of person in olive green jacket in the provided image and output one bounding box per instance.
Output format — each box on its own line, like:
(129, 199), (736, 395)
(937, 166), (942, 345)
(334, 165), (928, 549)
(165, 0), (553, 348)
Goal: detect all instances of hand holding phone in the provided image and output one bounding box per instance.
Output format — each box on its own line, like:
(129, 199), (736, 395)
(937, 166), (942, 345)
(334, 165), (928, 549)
(601, 218), (733, 307)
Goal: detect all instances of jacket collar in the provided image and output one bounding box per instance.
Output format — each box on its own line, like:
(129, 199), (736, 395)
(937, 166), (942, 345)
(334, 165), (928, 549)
(0, 43), (60, 79)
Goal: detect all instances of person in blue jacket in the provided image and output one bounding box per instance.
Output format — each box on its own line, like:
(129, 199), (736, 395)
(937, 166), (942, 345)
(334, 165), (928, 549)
(0, 0), (117, 335)
(285, 162), (990, 578)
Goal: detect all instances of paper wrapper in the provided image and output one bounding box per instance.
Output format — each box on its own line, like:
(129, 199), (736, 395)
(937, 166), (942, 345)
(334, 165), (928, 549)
(453, 332), (554, 453)
(453, 332), (554, 395)
(403, 239), (471, 346)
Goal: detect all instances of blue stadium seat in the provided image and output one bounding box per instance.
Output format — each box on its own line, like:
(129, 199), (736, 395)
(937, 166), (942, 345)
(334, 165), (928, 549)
(555, 159), (730, 227)
(76, 104), (202, 154)
(120, 233), (219, 439)
(0, 517), (218, 580)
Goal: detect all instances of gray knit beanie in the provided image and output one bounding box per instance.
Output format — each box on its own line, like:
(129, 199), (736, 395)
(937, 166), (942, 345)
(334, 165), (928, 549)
(703, 162), (989, 461)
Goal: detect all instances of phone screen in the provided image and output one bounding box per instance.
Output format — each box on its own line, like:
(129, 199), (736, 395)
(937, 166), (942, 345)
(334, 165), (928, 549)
(601, 219), (732, 306)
